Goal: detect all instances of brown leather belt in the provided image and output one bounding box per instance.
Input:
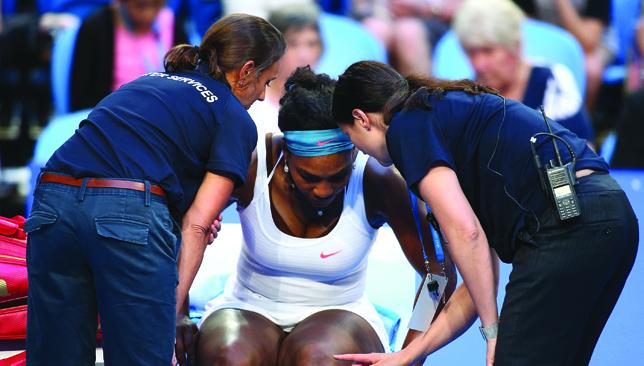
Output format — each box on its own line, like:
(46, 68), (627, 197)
(39, 173), (166, 197)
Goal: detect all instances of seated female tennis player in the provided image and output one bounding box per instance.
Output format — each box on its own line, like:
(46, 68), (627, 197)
(175, 67), (456, 365)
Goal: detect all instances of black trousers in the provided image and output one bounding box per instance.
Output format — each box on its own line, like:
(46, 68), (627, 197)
(495, 172), (639, 366)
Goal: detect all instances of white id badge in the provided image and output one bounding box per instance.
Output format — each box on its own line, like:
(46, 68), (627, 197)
(408, 273), (448, 331)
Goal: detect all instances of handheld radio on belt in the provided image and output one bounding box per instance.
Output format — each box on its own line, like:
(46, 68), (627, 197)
(529, 106), (581, 221)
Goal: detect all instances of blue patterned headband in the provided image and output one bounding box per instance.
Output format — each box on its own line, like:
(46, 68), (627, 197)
(283, 128), (354, 157)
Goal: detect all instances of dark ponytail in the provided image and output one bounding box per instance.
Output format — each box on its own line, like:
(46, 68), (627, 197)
(164, 44), (200, 73)
(195, 44), (227, 81)
(333, 61), (499, 126)
(164, 14), (286, 86)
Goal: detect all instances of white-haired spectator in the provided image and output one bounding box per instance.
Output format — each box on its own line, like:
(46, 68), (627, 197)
(453, 0), (594, 144)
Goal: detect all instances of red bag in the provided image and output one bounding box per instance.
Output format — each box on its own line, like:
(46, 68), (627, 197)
(1, 216), (28, 342)
(0, 216), (27, 306)
(0, 217), (28, 364)
(0, 351), (26, 366)
(0, 305), (26, 340)
(0, 305), (103, 342)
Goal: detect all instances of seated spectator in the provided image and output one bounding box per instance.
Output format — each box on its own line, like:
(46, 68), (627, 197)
(174, 67), (456, 365)
(514, 0), (612, 109)
(248, 2), (384, 136)
(353, 0), (462, 76)
(453, 0), (594, 144)
(223, 0), (385, 78)
(70, 0), (188, 111)
(248, 3), (323, 136)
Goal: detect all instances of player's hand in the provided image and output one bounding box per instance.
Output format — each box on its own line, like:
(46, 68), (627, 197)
(175, 315), (199, 365)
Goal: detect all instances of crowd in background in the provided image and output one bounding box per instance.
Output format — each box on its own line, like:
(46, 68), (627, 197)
(1, 0), (643, 217)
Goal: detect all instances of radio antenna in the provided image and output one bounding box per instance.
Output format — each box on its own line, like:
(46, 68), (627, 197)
(540, 105), (563, 167)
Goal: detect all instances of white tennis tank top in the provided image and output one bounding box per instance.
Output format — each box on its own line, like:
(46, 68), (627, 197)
(236, 136), (378, 306)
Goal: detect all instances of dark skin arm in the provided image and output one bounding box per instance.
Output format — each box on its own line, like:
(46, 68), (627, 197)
(175, 296), (198, 366)
(230, 148), (258, 209)
(363, 158), (457, 354)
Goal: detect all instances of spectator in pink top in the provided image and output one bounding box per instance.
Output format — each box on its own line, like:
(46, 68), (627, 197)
(70, 0), (188, 111)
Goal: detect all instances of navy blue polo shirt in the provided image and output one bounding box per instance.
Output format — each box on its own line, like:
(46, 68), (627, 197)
(45, 70), (257, 218)
(386, 91), (608, 262)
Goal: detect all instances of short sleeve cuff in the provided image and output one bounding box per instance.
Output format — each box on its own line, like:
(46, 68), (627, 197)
(206, 160), (247, 188)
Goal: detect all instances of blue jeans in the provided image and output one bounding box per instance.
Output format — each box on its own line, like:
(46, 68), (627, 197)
(495, 172), (639, 365)
(25, 180), (180, 365)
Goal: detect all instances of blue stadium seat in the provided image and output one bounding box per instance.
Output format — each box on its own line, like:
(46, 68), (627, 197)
(433, 18), (586, 95)
(603, 0), (641, 84)
(185, 0), (222, 40)
(316, 12), (387, 79)
(600, 130), (618, 164)
(37, 0), (108, 18)
(26, 109), (90, 214)
(1, 0), (16, 16)
(612, 0), (641, 65)
(317, 0), (350, 15)
(50, 21), (81, 116)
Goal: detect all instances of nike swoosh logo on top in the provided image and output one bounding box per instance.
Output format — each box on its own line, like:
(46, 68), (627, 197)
(317, 138), (337, 146)
(320, 250), (342, 259)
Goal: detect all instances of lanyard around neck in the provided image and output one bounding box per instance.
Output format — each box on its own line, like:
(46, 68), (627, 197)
(408, 189), (446, 275)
